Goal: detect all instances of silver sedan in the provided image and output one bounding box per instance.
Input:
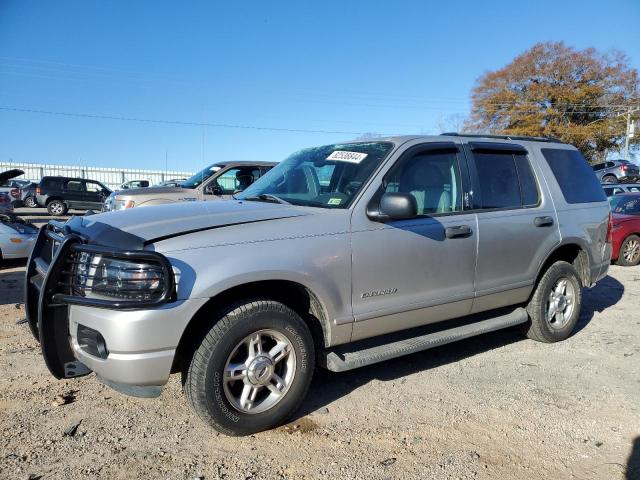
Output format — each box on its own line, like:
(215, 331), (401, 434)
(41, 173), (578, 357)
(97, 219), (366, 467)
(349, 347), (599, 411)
(0, 214), (38, 261)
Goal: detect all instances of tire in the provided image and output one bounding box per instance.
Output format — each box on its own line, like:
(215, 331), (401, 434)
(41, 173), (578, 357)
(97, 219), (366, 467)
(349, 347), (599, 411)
(24, 196), (37, 208)
(523, 261), (582, 343)
(47, 199), (67, 216)
(616, 234), (640, 266)
(184, 300), (315, 436)
(602, 175), (618, 184)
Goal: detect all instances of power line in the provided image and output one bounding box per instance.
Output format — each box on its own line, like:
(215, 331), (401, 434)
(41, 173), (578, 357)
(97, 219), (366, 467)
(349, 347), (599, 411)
(0, 105), (634, 139)
(0, 105), (378, 136)
(1, 58), (637, 109)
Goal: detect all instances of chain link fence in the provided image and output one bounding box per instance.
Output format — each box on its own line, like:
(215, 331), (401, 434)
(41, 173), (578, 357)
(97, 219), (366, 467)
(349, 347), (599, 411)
(0, 161), (193, 190)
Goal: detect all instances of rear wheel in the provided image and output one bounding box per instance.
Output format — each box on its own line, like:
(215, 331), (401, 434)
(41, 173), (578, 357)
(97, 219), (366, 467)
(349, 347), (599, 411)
(184, 299), (315, 436)
(47, 199), (67, 216)
(524, 261), (582, 343)
(24, 196), (37, 208)
(616, 235), (640, 266)
(602, 175), (618, 184)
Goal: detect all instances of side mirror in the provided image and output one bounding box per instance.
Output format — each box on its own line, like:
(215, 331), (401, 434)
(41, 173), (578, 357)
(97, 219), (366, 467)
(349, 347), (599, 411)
(368, 192), (417, 222)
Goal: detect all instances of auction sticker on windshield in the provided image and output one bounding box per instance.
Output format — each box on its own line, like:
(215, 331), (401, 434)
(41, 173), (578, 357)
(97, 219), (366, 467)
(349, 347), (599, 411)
(326, 151), (368, 163)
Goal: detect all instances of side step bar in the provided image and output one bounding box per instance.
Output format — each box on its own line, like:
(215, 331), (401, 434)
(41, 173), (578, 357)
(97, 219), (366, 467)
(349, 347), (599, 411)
(321, 307), (528, 372)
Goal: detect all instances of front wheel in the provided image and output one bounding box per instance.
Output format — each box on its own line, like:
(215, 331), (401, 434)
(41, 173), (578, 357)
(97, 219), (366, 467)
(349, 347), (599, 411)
(184, 300), (315, 436)
(616, 234), (640, 266)
(524, 261), (582, 343)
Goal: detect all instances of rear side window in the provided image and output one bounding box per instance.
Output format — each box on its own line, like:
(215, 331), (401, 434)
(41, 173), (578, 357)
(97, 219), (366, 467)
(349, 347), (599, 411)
(65, 180), (83, 191)
(473, 151), (540, 209)
(41, 178), (62, 189)
(541, 149), (606, 204)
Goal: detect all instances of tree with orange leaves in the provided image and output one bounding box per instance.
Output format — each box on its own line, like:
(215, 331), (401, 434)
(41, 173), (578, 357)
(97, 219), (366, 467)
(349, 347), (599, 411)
(467, 42), (639, 162)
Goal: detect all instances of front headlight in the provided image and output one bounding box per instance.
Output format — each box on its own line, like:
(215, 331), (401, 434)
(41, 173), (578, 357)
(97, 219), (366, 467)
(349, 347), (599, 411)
(112, 199), (135, 211)
(74, 252), (167, 301)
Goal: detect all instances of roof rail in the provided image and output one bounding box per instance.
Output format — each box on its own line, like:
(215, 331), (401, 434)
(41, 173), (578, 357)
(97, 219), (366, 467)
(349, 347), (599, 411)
(440, 132), (564, 143)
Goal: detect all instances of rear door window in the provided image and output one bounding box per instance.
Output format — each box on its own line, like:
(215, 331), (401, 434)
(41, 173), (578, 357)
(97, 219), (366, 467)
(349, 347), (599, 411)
(541, 148), (606, 204)
(471, 149), (539, 210)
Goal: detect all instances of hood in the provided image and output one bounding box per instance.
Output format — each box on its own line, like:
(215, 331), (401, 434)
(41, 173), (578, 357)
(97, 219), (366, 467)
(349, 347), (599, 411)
(70, 200), (310, 247)
(0, 169), (24, 184)
(114, 186), (188, 197)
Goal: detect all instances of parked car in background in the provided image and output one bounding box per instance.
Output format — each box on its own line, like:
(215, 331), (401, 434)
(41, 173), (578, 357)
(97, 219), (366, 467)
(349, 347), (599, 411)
(152, 178), (187, 188)
(19, 182), (40, 208)
(36, 176), (112, 215)
(29, 134), (611, 435)
(0, 214), (38, 262)
(608, 193), (640, 266)
(103, 161), (275, 211)
(0, 192), (13, 215)
(120, 180), (150, 189)
(601, 183), (640, 198)
(0, 169), (25, 206)
(593, 160), (640, 184)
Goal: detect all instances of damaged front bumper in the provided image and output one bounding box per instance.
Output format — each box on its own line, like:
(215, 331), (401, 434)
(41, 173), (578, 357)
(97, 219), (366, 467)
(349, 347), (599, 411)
(24, 218), (205, 398)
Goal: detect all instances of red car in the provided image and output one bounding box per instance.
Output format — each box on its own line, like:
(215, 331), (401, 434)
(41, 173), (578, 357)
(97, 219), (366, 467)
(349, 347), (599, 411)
(609, 192), (640, 266)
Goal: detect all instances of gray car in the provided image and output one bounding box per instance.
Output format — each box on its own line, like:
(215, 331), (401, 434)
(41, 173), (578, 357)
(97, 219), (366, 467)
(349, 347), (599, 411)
(27, 134), (611, 435)
(103, 161), (275, 211)
(593, 159), (639, 184)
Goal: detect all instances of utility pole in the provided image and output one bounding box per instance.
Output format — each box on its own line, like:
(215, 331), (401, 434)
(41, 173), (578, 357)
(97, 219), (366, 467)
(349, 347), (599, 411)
(625, 108), (632, 159)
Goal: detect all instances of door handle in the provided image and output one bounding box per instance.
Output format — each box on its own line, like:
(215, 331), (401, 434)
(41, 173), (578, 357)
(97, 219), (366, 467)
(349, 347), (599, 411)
(534, 216), (554, 227)
(445, 225), (472, 239)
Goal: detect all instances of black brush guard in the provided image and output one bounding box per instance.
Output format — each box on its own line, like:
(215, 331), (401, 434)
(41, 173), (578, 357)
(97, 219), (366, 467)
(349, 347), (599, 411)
(25, 219), (175, 380)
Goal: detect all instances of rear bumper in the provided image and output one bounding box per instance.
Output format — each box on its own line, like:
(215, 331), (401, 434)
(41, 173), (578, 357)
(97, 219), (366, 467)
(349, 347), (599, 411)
(620, 175), (640, 182)
(592, 243), (612, 285)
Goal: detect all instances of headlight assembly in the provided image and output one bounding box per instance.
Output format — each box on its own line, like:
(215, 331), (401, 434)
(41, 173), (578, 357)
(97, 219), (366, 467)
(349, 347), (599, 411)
(75, 252), (165, 301)
(52, 244), (176, 309)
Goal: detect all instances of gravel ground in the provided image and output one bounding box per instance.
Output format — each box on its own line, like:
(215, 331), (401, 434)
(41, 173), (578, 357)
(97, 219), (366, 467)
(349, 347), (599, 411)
(1, 259), (639, 480)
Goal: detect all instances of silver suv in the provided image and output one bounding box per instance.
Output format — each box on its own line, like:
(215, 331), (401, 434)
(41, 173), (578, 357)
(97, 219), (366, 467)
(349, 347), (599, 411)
(27, 134), (612, 435)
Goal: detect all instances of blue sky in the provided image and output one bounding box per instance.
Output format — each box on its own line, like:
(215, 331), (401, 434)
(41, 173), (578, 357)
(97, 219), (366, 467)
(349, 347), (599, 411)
(0, 0), (639, 172)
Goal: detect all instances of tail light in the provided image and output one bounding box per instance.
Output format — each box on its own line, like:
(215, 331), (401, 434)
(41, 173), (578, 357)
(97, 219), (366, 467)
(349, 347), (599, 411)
(10, 188), (19, 198)
(607, 212), (613, 244)
(621, 164), (629, 171)
(36, 186), (41, 195)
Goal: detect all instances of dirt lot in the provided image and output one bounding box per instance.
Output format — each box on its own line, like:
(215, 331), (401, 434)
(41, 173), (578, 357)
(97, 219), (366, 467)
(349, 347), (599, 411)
(1, 259), (639, 480)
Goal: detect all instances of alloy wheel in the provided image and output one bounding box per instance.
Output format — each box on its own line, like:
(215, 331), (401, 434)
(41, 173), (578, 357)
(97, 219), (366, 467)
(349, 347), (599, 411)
(546, 278), (576, 329)
(623, 238), (640, 264)
(222, 329), (297, 414)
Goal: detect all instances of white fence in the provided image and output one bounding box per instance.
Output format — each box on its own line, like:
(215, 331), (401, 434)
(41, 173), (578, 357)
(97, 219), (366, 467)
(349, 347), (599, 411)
(0, 161), (193, 189)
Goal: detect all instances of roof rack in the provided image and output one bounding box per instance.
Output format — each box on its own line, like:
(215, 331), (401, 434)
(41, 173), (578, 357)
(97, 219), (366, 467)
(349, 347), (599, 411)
(440, 132), (564, 143)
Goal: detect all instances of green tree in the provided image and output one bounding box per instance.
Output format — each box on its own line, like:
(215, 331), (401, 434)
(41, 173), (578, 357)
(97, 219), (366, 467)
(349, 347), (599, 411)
(466, 42), (639, 162)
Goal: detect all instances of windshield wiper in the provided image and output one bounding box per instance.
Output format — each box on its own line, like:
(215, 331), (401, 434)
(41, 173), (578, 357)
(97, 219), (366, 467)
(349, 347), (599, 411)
(243, 194), (291, 205)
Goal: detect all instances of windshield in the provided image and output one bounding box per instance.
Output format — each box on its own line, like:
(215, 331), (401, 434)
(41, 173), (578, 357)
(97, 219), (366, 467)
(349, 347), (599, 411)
(181, 164), (225, 189)
(610, 195), (640, 215)
(236, 142), (393, 208)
